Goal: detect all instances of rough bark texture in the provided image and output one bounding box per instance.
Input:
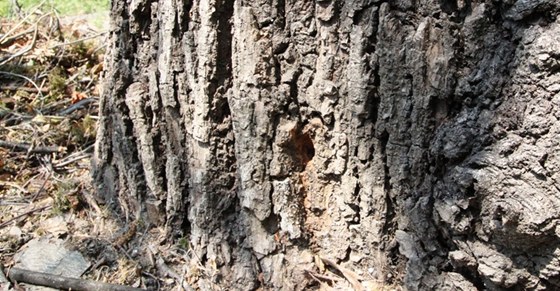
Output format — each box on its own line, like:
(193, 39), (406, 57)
(93, 0), (560, 289)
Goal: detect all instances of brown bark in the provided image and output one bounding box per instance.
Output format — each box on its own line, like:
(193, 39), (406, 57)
(93, 0), (560, 289)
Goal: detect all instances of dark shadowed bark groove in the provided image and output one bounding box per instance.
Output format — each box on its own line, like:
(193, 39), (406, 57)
(94, 0), (560, 289)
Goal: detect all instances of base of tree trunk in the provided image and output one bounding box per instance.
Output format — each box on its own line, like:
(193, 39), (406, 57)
(93, 1), (560, 289)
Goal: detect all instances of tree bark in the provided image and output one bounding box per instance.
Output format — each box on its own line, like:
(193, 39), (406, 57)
(93, 0), (560, 289)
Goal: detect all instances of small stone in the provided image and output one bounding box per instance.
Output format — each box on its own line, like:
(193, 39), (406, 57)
(14, 237), (90, 278)
(8, 226), (22, 239)
(538, 53), (550, 61)
(349, 251), (362, 263)
(547, 84), (560, 92)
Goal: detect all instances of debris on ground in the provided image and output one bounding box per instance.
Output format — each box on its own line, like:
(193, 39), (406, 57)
(0, 4), (223, 291)
(14, 236), (91, 290)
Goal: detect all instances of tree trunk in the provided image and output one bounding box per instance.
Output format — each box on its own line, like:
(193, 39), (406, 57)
(93, 0), (560, 289)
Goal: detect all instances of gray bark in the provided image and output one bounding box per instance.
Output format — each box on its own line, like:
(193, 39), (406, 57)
(93, 0), (560, 289)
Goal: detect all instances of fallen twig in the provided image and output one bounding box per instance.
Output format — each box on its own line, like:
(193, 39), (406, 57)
(0, 71), (44, 99)
(155, 256), (181, 281)
(49, 31), (107, 49)
(0, 9), (57, 66)
(0, 112), (33, 126)
(0, 205), (50, 229)
(304, 269), (341, 283)
(0, 85), (50, 93)
(81, 189), (103, 215)
(155, 256), (194, 291)
(7, 267), (145, 291)
(306, 270), (335, 291)
(30, 171), (51, 201)
(52, 144), (93, 169)
(0, 180), (29, 194)
(54, 153), (90, 168)
(57, 98), (96, 116)
(321, 257), (364, 291)
(0, 140), (64, 154)
(0, 28), (34, 46)
(0, 0), (47, 44)
(0, 22), (38, 66)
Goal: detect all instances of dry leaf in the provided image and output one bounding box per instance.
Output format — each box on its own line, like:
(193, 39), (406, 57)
(321, 257), (365, 291)
(91, 63), (103, 75)
(314, 255), (325, 272)
(40, 216), (69, 236)
(71, 91), (87, 104)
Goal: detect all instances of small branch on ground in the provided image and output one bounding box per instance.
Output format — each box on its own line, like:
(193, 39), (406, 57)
(30, 171), (51, 201)
(321, 257), (364, 291)
(54, 153), (91, 168)
(0, 140), (65, 154)
(7, 267), (146, 291)
(0, 28), (34, 46)
(57, 98), (97, 116)
(0, 86), (50, 93)
(0, 22), (39, 66)
(0, 71), (45, 99)
(304, 269), (341, 283)
(0, 205), (50, 229)
(0, 181), (29, 194)
(49, 31), (107, 49)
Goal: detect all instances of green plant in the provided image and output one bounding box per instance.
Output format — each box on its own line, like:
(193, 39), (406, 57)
(0, 0), (109, 17)
(52, 193), (70, 214)
(51, 181), (76, 214)
(47, 67), (66, 96)
(177, 236), (190, 250)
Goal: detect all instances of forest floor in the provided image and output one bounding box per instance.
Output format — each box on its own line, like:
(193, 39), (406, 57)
(0, 5), (186, 291)
(0, 5), (271, 291)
